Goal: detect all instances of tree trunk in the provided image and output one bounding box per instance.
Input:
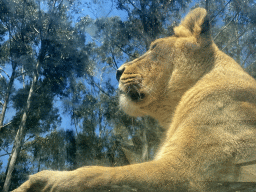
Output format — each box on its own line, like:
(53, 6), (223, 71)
(205, 0), (209, 12)
(141, 128), (148, 161)
(2, 61), (40, 192)
(141, 117), (149, 162)
(0, 65), (17, 130)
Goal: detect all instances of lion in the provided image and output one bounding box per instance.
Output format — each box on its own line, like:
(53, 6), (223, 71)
(13, 8), (256, 192)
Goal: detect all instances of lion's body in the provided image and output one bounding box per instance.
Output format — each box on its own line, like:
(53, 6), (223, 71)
(14, 8), (256, 192)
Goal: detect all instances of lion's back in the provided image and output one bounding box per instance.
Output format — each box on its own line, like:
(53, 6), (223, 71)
(161, 50), (256, 182)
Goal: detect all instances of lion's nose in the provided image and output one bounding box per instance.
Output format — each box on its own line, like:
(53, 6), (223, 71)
(116, 67), (125, 82)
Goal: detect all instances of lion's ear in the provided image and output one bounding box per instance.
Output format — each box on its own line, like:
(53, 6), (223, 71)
(174, 8), (210, 38)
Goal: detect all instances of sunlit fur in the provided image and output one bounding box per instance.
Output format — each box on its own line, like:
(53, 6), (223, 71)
(14, 8), (256, 192)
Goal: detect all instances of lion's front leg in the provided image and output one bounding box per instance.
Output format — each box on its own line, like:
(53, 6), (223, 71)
(13, 167), (114, 192)
(13, 170), (77, 192)
(13, 160), (179, 192)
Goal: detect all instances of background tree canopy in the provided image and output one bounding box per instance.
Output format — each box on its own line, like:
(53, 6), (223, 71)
(0, 0), (255, 191)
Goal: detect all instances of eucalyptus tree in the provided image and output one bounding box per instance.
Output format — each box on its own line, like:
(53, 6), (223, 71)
(206, 0), (256, 69)
(1, 0), (94, 191)
(115, 0), (189, 49)
(0, 0), (33, 131)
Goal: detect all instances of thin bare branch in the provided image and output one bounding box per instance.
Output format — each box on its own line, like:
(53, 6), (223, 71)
(105, 0), (114, 18)
(0, 152), (11, 158)
(0, 68), (10, 79)
(110, 47), (119, 69)
(111, 53), (119, 70)
(90, 78), (111, 98)
(15, 71), (29, 78)
(241, 52), (253, 67)
(127, 0), (141, 12)
(0, 121), (13, 131)
(210, 0), (233, 23)
(115, 44), (136, 59)
(214, 12), (239, 41)
(222, 30), (247, 51)
(24, 135), (35, 143)
(33, 26), (40, 34)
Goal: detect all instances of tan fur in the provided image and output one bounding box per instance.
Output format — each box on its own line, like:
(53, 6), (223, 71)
(13, 8), (256, 192)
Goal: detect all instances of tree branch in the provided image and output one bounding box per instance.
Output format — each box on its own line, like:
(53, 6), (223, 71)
(104, 0), (114, 18)
(90, 78), (111, 98)
(115, 44), (136, 59)
(0, 121), (13, 131)
(210, 0), (233, 23)
(127, 0), (141, 12)
(0, 152), (11, 157)
(241, 52), (253, 67)
(0, 67), (10, 79)
(222, 30), (247, 51)
(110, 47), (119, 70)
(24, 135), (35, 144)
(111, 53), (119, 70)
(214, 12), (239, 41)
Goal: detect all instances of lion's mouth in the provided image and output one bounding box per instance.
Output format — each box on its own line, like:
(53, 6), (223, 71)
(120, 86), (145, 102)
(127, 90), (145, 101)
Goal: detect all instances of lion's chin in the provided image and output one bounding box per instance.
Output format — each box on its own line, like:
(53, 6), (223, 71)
(119, 94), (145, 117)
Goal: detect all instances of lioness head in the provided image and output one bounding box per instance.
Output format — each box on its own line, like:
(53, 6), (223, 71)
(117, 8), (215, 126)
